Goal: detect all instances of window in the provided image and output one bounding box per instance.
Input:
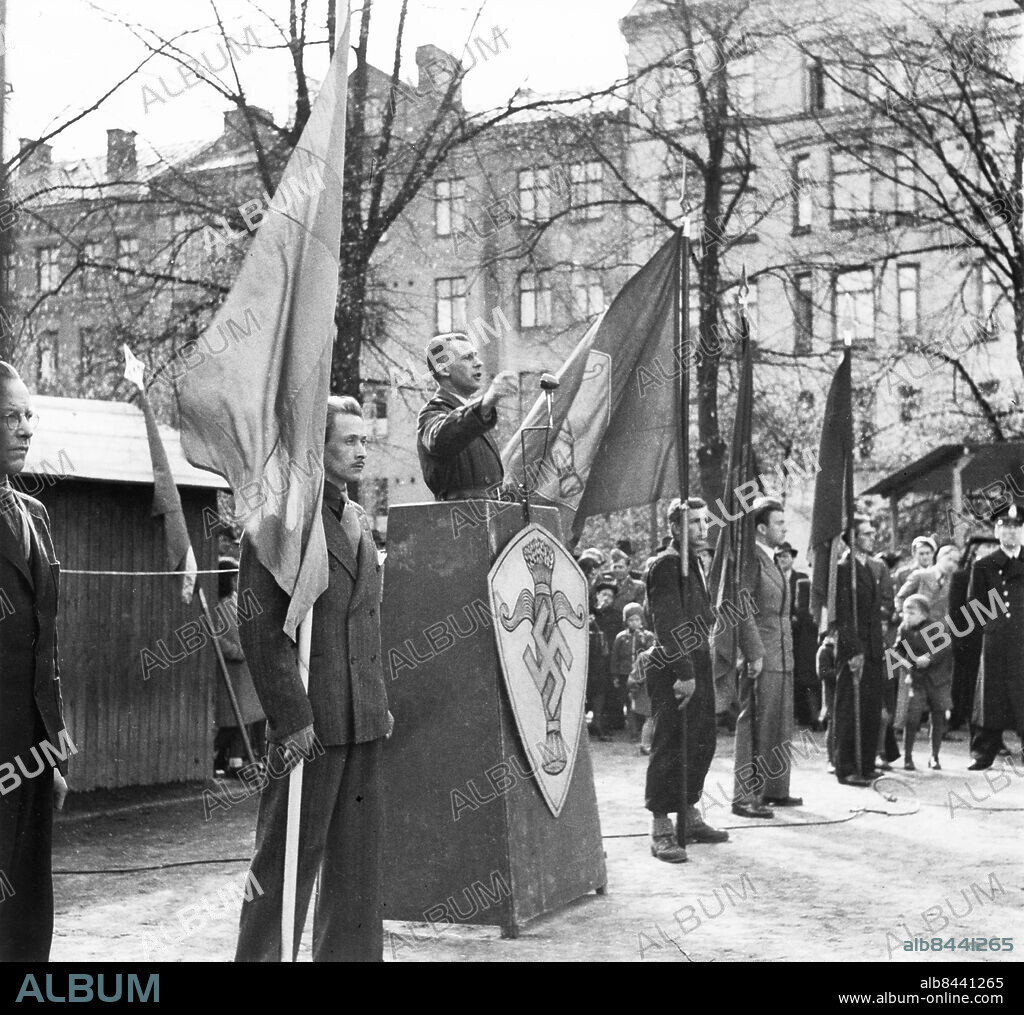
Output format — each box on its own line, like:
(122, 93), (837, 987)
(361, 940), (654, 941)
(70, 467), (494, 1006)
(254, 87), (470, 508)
(435, 276), (466, 333)
(806, 60), (826, 112)
(897, 264), (920, 342)
(518, 168), (552, 224)
(834, 269), (875, 344)
(793, 155), (815, 232)
(37, 329), (59, 388)
(894, 155), (918, 215)
(853, 385), (876, 459)
(977, 266), (1001, 342)
(718, 179), (758, 240)
(831, 152), (872, 223)
(364, 386), (389, 438)
(79, 241), (104, 293)
(434, 178), (465, 237)
(77, 325), (97, 383)
(794, 272), (813, 355)
(796, 390), (815, 415)
(898, 384), (921, 424)
(572, 268), (604, 319)
(36, 246), (60, 292)
(372, 478), (389, 531)
(115, 236), (139, 272)
(730, 55), (756, 114)
(569, 162), (603, 221)
(519, 270), (552, 328)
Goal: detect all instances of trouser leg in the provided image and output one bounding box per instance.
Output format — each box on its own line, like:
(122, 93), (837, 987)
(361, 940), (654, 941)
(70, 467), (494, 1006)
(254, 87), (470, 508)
(313, 739), (384, 962)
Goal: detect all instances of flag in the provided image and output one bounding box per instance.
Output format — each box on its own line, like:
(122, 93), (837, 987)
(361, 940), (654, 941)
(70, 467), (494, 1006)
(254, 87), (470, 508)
(709, 296), (763, 695)
(503, 232), (685, 542)
(177, 12), (351, 639)
(809, 342), (855, 629)
(124, 346), (198, 603)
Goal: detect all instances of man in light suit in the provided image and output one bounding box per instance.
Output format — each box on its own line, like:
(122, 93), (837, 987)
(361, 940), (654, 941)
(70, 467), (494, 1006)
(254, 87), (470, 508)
(416, 332), (518, 501)
(235, 396), (392, 962)
(732, 498), (801, 818)
(0, 361), (70, 962)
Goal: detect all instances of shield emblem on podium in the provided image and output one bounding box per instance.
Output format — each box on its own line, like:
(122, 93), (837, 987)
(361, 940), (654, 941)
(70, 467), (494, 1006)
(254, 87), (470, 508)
(489, 524), (589, 817)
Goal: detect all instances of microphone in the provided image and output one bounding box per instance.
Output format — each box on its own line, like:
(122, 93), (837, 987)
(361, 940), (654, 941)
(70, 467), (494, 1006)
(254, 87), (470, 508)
(540, 373), (559, 392)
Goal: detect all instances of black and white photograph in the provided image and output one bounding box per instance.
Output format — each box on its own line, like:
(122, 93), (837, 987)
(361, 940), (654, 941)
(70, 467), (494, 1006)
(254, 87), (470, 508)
(0, 0), (1022, 989)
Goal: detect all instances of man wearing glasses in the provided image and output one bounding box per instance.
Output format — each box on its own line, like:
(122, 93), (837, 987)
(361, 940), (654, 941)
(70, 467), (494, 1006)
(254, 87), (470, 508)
(0, 361), (70, 961)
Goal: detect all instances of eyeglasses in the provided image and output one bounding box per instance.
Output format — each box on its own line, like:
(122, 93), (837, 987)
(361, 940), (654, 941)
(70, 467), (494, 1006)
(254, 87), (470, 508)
(0, 411), (39, 433)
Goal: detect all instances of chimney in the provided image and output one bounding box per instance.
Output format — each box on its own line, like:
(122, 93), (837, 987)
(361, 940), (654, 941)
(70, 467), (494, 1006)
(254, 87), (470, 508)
(415, 45), (462, 101)
(106, 129), (137, 179)
(18, 138), (52, 174)
(223, 106), (273, 143)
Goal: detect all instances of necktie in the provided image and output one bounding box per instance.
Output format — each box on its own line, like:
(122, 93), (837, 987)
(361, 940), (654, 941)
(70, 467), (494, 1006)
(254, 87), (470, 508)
(0, 482), (31, 560)
(340, 501), (362, 556)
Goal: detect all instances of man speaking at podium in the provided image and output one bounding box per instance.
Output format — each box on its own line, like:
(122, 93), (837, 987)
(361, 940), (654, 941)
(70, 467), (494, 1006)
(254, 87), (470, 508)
(417, 332), (518, 501)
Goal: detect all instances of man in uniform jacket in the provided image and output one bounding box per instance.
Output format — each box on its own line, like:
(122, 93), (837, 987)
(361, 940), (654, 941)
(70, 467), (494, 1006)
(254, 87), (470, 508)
(732, 500), (801, 819)
(833, 515), (886, 785)
(949, 544), (991, 731)
(0, 361), (70, 962)
(235, 397), (392, 962)
(416, 332), (518, 501)
(643, 497), (728, 862)
(966, 503), (1024, 769)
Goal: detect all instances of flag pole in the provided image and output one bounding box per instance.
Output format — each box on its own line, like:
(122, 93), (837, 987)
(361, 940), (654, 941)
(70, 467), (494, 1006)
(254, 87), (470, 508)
(675, 170), (691, 845)
(281, 607), (313, 961)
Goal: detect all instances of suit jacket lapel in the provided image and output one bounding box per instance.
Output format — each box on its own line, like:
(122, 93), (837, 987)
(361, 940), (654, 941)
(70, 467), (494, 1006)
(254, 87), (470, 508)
(0, 497), (33, 588)
(324, 503), (358, 579)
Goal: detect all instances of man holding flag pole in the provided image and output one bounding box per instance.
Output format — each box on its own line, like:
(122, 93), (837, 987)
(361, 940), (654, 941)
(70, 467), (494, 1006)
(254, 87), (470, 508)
(176, 4), (390, 961)
(808, 332), (881, 787)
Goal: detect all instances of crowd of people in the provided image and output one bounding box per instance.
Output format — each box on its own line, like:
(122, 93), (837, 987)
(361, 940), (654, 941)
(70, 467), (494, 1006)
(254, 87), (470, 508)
(574, 499), (1024, 863)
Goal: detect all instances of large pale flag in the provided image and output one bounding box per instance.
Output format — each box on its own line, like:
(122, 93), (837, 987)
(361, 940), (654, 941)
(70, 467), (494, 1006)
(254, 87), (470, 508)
(178, 22), (350, 639)
(503, 233), (684, 542)
(809, 341), (855, 629)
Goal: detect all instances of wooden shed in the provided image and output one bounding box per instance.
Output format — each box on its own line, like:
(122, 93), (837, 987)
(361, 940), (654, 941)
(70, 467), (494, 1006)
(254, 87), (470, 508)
(12, 396), (229, 791)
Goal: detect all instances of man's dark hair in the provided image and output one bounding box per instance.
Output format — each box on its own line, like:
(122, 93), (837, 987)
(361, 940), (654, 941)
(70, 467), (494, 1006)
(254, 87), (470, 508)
(325, 395), (362, 442)
(668, 496), (706, 525)
(0, 361), (21, 385)
(753, 497), (784, 530)
(218, 556), (238, 600)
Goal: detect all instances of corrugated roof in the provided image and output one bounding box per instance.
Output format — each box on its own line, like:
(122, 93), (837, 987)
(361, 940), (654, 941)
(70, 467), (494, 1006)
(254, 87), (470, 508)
(21, 395), (228, 490)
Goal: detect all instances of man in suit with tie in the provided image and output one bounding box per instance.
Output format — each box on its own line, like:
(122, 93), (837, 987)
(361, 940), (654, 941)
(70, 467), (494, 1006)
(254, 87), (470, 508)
(833, 515), (886, 786)
(416, 332), (518, 501)
(0, 361), (70, 962)
(235, 396), (392, 962)
(732, 499), (802, 818)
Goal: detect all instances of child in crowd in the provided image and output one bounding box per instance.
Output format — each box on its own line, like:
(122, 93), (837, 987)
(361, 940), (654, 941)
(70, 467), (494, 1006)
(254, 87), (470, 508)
(612, 602), (655, 754)
(893, 593), (952, 771)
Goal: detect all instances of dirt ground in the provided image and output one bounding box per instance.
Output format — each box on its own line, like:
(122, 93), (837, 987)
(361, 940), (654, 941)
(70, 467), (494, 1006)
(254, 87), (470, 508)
(51, 727), (1024, 963)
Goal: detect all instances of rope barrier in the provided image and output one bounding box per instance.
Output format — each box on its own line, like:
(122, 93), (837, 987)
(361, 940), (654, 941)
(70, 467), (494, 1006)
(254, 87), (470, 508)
(63, 569), (237, 573)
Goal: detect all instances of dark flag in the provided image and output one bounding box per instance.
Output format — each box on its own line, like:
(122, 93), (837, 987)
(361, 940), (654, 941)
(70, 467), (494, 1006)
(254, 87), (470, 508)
(124, 345), (198, 603)
(809, 341), (855, 629)
(709, 291), (764, 701)
(503, 232), (686, 541)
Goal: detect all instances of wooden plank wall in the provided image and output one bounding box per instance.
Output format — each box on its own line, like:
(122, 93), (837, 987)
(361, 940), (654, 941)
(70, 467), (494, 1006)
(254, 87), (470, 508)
(30, 479), (219, 791)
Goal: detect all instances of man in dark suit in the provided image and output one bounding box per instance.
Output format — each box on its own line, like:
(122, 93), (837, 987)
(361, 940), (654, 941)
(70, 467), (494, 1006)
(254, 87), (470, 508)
(644, 497), (728, 862)
(235, 396), (392, 962)
(0, 361), (70, 962)
(833, 515), (885, 786)
(416, 332), (518, 501)
(966, 503), (1024, 770)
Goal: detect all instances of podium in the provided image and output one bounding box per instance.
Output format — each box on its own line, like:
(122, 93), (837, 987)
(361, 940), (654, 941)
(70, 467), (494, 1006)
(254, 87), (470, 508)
(381, 500), (606, 938)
